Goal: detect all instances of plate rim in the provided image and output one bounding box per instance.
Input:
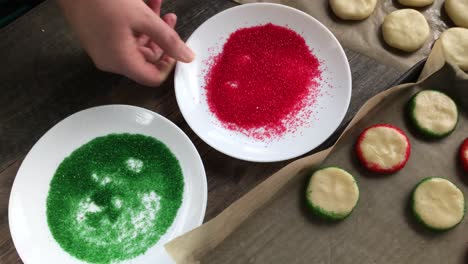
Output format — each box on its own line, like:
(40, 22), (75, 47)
(174, 2), (352, 163)
(8, 104), (207, 263)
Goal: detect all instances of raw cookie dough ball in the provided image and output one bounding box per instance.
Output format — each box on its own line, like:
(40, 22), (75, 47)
(382, 9), (430, 52)
(412, 177), (465, 231)
(445, 0), (468, 28)
(398, 0), (434, 7)
(330, 0), (377, 20)
(440, 28), (468, 71)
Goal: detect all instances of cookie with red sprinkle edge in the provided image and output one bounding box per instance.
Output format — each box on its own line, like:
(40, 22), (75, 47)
(356, 124), (411, 173)
(461, 138), (468, 173)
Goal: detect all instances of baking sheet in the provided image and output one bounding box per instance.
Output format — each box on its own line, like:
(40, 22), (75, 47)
(165, 42), (468, 263)
(234, 0), (451, 71)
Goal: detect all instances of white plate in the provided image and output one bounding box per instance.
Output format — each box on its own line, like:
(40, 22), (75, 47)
(175, 3), (351, 162)
(8, 105), (207, 264)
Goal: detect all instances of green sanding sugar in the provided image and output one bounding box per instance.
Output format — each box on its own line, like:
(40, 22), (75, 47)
(46, 133), (184, 263)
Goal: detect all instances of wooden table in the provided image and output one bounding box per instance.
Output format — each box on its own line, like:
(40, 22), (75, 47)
(0, 0), (403, 262)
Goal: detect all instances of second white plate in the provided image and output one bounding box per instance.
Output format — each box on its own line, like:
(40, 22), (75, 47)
(175, 3), (352, 162)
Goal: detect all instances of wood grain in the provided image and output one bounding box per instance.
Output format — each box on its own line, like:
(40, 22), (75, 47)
(0, 0), (402, 262)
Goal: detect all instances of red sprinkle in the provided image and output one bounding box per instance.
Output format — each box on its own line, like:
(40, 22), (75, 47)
(204, 23), (322, 140)
(460, 138), (468, 174)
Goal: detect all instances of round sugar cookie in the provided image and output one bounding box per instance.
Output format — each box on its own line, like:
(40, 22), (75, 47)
(356, 124), (411, 173)
(382, 9), (430, 52)
(440, 28), (468, 71)
(398, 0), (434, 7)
(460, 138), (468, 173)
(306, 167), (359, 220)
(330, 0), (377, 20)
(408, 90), (458, 138)
(412, 177), (465, 231)
(445, 0), (468, 28)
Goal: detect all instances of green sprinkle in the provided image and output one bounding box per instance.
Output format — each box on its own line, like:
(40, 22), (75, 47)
(46, 133), (184, 263)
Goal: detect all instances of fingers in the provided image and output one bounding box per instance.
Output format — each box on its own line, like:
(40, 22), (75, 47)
(147, 0), (162, 16)
(137, 13), (177, 84)
(138, 0), (162, 45)
(134, 44), (174, 86)
(153, 13), (178, 80)
(137, 14), (175, 67)
(122, 56), (165, 87)
(116, 4), (182, 86)
(137, 34), (150, 46)
(134, 11), (194, 63)
(154, 54), (176, 83)
(139, 45), (163, 64)
(162, 13), (176, 28)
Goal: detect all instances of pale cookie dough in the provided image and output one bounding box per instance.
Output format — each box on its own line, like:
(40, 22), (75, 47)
(445, 0), (468, 28)
(382, 9), (430, 52)
(356, 124), (411, 173)
(398, 0), (434, 7)
(409, 90), (458, 138)
(306, 167), (359, 220)
(440, 28), (468, 71)
(413, 178), (465, 230)
(330, 0), (377, 20)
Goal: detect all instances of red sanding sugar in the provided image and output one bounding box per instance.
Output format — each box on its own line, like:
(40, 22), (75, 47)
(204, 23), (322, 140)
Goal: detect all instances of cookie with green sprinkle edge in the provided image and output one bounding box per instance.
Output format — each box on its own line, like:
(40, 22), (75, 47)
(306, 167), (359, 221)
(408, 90), (459, 139)
(460, 138), (468, 173)
(412, 177), (465, 231)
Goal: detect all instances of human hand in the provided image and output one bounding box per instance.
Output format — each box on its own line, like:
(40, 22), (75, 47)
(58, 0), (194, 86)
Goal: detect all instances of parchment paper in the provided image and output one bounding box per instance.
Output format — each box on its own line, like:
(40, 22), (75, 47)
(165, 41), (468, 263)
(234, 0), (450, 71)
